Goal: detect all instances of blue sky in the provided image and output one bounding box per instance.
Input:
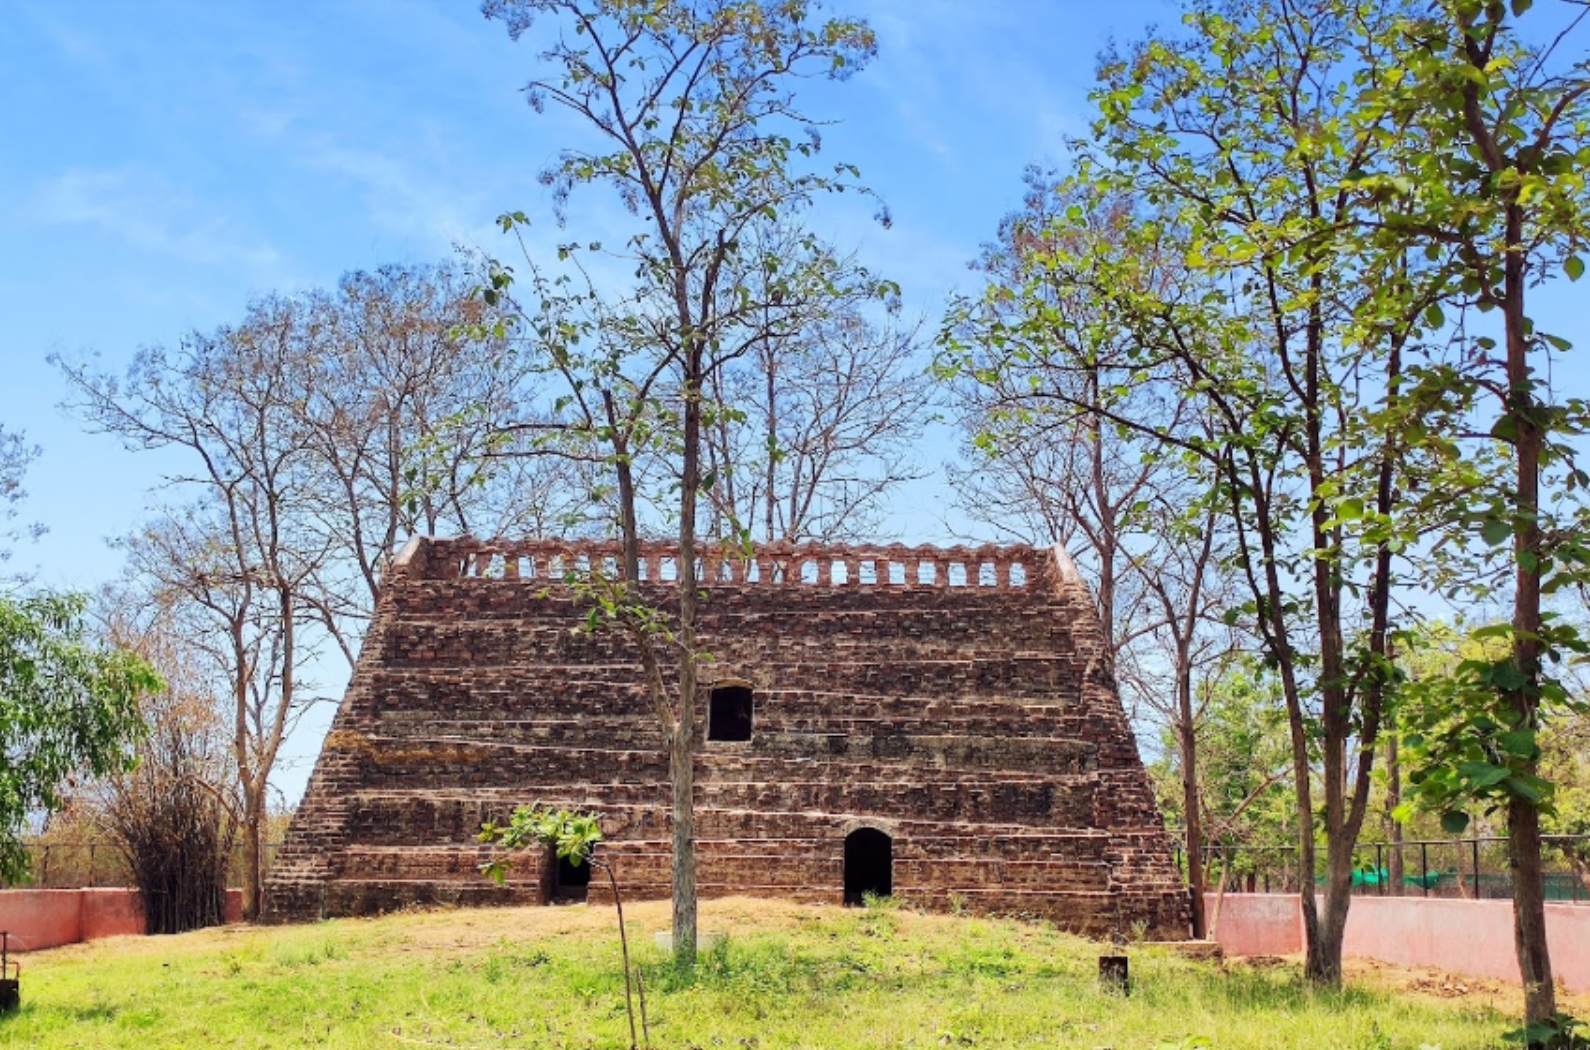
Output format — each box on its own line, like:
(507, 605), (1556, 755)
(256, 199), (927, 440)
(1, 0), (1181, 595)
(1, 0), (1180, 800)
(5, 2), (1585, 803)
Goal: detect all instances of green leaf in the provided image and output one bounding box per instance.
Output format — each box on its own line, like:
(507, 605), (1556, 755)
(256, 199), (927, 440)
(1491, 661), (1529, 692)
(1567, 255), (1585, 282)
(0, 593), (157, 881)
(1480, 518), (1512, 546)
(1458, 762), (1510, 788)
(1503, 776), (1542, 803)
(1440, 810), (1471, 834)
(1423, 303), (1445, 329)
(1497, 729), (1536, 757)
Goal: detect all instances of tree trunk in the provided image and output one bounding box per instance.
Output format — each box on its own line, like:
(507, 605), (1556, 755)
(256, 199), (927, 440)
(765, 343), (777, 543)
(667, 721), (697, 968)
(671, 343), (704, 968)
(241, 790), (262, 922)
(1208, 844), (1231, 939)
(1386, 736), (1404, 894)
(1308, 845), (1354, 987)
(1501, 189), (1555, 1035)
(1509, 798), (1555, 1038)
(1177, 704), (1206, 938)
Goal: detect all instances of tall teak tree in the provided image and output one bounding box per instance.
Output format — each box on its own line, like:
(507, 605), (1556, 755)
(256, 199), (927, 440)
(1019, 0), (1456, 983)
(481, 0), (880, 964)
(1365, 1), (1590, 1037)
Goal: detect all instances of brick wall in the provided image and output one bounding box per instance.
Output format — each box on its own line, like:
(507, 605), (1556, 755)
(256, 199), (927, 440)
(263, 538), (1190, 938)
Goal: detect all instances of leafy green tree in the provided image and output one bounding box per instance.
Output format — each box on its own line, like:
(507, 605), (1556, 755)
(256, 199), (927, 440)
(942, 178), (1240, 937)
(480, 0), (881, 966)
(1540, 712), (1590, 896)
(0, 591), (159, 883)
(942, 0), (1457, 983)
(1353, 1), (1590, 1036)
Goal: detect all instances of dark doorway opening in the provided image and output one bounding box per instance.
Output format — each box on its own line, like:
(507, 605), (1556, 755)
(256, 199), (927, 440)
(843, 827), (892, 905)
(707, 684), (754, 742)
(553, 853), (591, 903)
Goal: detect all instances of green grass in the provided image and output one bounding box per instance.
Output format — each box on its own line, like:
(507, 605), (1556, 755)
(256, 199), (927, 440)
(0, 897), (1523, 1049)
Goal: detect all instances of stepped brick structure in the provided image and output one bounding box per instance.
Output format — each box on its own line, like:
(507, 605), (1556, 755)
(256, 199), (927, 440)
(264, 537), (1191, 937)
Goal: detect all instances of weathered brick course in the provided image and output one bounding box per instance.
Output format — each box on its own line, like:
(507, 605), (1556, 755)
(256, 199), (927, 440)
(263, 537), (1190, 938)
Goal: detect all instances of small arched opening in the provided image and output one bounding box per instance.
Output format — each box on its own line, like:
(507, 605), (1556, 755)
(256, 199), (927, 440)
(707, 684), (754, 742)
(843, 827), (893, 905)
(553, 852), (591, 903)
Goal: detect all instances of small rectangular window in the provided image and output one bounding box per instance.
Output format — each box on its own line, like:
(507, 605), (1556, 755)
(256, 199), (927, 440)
(707, 685), (753, 742)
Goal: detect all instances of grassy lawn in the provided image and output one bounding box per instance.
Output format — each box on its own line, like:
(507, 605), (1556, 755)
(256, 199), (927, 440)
(0, 897), (1538, 1049)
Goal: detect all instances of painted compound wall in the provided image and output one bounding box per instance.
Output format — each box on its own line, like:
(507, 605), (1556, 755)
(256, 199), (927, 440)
(0, 889), (243, 952)
(1207, 893), (1590, 994)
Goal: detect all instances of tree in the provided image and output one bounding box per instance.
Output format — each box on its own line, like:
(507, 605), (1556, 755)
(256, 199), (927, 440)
(0, 425), (42, 571)
(941, 177), (1239, 937)
(698, 225), (930, 544)
(0, 591), (159, 883)
(946, 0), (1475, 984)
(1125, 494), (1241, 939)
(292, 264), (561, 617)
(1075, 0), (1460, 986)
(93, 599), (237, 934)
(1151, 657), (1297, 926)
(480, 0), (881, 965)
(480, 805), (649, 1049)
(61, 320), (337, 920)
(1357, 1), (1590, 1036)
(1541, 710), (1590, 897)
(944, 179), (1180, 650)
(60, 262), (559, 919)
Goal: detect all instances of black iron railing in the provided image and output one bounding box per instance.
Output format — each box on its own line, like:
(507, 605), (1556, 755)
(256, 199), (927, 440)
(1171, 834), (1590, 903)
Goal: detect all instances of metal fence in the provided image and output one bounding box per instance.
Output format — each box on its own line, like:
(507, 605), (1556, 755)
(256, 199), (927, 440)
(10, 840), (284, 890)
(1174, 834), (1590, 903)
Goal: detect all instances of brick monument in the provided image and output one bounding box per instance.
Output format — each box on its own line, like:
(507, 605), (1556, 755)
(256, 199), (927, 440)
(263, 537), (1190, 938)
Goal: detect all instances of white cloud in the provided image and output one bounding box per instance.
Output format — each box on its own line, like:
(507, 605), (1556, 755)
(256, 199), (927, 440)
(28, 166), (284, 274)
(299, 138), (489, 249)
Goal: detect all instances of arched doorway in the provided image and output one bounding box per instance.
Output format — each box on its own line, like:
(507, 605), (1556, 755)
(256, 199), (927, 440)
(553, 853), (591, 903)
(843, 827), (892, 905)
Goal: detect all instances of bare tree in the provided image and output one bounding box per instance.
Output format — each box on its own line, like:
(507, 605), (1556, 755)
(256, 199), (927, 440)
(60, 312), (336, 919)
(292, 264), (560, 617)
(93, 597), (237, 934)
(1117, 493), (1239, 938)
(481, 0), (883, 964)
(0, 424), (43, 570)
(58, 262), (578, 916)
(699, 227), (930, 543)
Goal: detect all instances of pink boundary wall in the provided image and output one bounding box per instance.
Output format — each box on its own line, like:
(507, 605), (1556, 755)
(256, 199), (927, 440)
(1207, 893), (1590, 993)
(0, 889), (244, 952)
